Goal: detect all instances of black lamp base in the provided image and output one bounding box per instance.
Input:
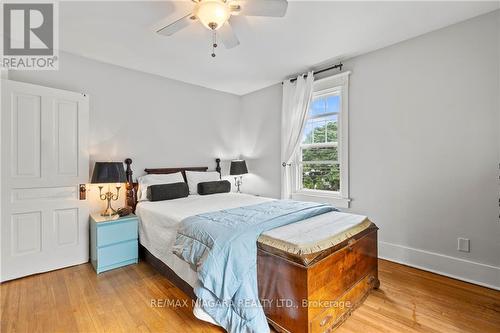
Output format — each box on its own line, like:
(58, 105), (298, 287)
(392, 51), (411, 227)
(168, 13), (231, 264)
(234, 176), (243, 194)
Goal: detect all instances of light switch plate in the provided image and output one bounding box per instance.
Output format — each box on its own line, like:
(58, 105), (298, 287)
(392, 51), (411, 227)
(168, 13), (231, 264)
(458, 238), (470, 252)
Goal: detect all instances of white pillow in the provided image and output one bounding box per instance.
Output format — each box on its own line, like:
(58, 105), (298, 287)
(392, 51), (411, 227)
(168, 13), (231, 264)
(137, 172), (184, 201)
(185, 171), (220, 195)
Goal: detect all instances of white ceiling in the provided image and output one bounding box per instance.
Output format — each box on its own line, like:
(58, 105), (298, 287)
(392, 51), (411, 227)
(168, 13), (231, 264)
(60, 1), (499, 95)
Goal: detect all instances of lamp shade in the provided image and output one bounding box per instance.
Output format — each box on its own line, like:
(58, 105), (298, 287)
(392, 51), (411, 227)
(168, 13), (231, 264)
(91, 162), (126, 184)
(230, 160), (248, 176)
(195, 0), (230, 30)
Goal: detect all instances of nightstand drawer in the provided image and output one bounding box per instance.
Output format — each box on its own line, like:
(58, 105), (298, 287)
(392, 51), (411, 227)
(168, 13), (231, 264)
(97, 220), (137, 247)
(97, 239), (138, 268)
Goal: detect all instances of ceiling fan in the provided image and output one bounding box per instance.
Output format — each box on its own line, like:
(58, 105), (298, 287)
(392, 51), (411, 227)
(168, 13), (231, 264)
(156, 0), (288, 57)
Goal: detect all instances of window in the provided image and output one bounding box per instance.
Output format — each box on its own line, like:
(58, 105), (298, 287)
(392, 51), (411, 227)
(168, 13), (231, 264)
(292, 72), (350, 207)
(300, 93), (340, 191)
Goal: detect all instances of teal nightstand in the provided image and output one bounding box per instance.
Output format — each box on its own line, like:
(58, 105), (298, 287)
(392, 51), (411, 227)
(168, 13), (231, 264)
(90, 213), (138, 274)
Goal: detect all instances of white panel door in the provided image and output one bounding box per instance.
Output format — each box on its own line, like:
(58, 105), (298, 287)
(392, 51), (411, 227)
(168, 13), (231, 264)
(1, 79), (89, 281)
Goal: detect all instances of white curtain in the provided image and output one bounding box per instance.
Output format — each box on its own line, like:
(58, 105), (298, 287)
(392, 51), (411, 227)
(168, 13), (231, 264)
(281, 71), (314, 199)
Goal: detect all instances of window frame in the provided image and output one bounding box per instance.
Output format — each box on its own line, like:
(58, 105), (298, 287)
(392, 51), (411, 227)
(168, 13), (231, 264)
(291, 71), (351, 208)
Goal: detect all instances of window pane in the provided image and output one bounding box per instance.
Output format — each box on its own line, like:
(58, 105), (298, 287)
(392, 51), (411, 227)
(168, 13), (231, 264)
(308, 114), (338, 144)
(302, 163), (340, 191)
(312, 119), (326, 143)
(310, 97), (326, 116)
(302, 147), (338, 162)
(326, 114), (338, 143)
(326, 95), (340, 113)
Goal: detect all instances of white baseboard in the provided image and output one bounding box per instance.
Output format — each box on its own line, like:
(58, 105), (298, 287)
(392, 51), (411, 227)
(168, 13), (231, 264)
(378, 241), (500, 290)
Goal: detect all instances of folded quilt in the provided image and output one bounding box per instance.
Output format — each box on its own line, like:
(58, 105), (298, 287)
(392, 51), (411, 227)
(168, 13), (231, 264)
(172, 200), (337, 333)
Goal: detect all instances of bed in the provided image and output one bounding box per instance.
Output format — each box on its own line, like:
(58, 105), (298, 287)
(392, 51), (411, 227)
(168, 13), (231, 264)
(124, 158), (379, 333)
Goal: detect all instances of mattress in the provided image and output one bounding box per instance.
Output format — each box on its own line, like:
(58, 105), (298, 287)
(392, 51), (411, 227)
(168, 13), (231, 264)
(137, 193), (370, 274)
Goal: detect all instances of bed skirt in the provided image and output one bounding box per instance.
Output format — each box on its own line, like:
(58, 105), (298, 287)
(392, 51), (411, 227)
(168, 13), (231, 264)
(139, 245), (195, 299)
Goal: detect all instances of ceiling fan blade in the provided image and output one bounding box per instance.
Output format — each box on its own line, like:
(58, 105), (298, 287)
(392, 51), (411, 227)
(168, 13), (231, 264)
(230, 0), (288, 17)
(156, 13), (197, 36)
(218, 22), (240, 49)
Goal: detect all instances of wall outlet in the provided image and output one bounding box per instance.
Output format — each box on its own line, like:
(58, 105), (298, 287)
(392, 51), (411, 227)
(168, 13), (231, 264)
(457, 238), (470, 252)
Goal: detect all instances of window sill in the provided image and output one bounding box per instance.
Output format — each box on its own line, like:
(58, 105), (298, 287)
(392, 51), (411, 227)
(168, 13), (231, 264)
(291, 190), (351, 208)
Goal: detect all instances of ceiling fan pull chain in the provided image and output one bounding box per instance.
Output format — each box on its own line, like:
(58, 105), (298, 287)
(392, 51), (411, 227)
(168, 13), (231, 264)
(211, 30), (217, 58)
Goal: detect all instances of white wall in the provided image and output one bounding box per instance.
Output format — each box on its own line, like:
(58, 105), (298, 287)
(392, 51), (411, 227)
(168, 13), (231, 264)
(240, 11), (500, 288)
(9, 52), (241, 212)
(240, 84), (282, 198)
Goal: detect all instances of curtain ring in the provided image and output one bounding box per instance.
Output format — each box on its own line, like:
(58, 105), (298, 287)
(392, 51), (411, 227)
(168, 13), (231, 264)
(282, 162), (291, 167)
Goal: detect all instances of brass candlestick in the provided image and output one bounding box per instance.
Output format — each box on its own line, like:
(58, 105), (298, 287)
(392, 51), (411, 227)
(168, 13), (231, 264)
(98, 184), (121, 217)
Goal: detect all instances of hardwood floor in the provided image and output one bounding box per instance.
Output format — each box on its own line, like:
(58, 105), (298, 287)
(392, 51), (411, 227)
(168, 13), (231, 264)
(1, 259), (499, 333)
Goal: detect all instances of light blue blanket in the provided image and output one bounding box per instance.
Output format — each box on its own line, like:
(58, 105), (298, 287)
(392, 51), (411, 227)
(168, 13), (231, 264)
(172, 200), (337, 333)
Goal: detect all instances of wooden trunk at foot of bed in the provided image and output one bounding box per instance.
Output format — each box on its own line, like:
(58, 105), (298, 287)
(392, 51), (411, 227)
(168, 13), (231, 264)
(257, 224), (379, 333)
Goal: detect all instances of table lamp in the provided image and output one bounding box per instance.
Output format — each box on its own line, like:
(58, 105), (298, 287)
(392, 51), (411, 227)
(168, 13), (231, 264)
(230, 160), (248, 193)
(91, 162), (126, 216)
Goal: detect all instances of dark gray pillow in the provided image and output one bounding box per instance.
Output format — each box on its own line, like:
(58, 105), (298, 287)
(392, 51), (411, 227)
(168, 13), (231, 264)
(197, 180), (231, 195)
(147, 182), (189, 201)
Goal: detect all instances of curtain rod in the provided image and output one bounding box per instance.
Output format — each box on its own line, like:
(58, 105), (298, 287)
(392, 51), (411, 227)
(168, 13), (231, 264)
(284, 62), (343, 84)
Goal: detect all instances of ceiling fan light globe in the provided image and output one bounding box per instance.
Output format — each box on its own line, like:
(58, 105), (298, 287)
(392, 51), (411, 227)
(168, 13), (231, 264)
(195, 0), (230, 30)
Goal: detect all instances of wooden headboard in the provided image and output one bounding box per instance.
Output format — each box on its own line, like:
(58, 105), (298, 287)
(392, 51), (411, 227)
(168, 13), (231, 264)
(124, 158), (221, 212)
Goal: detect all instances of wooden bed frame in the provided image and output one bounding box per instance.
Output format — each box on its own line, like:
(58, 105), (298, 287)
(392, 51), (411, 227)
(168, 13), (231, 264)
(124, 158), (379, 333)
(123, 157), (220, 213)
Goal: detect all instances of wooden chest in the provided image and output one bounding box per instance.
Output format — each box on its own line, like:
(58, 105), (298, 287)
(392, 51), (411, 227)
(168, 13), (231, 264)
(257, 222), (379, 333)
